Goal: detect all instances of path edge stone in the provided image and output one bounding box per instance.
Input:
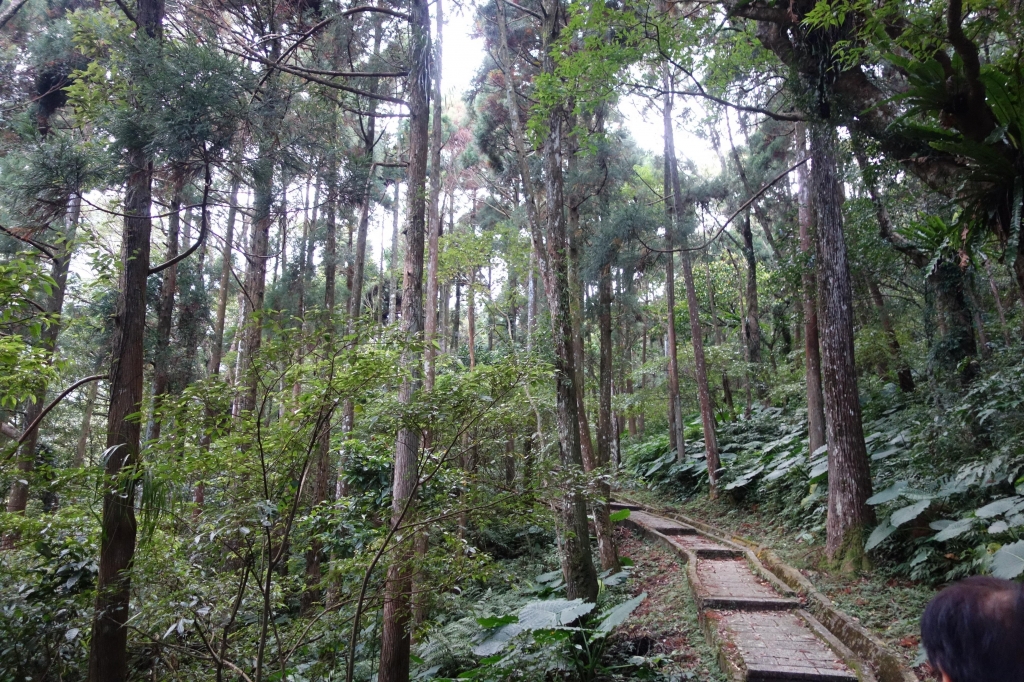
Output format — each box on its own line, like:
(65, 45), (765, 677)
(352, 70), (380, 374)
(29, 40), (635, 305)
(614, 496), (917, 682)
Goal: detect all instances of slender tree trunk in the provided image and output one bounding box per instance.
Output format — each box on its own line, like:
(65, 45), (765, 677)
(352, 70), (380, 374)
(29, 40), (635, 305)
(662, 69), (685, 458)
(566, 164), (598, 490)
(540, 5), (597, 602)
(496, 0), (597, 602)
(740, 213), (762, 368)
(148, 177), (184, 442)
(868, 279), (916, 389)
(797, 123), (827, 456)
(238, 157), (275, 413)
(424, 0), (443, 390)
(596, 263), (621, 571)
(6, 191), (80, 516)
(304, 155), (337, 613)
(638, 317), (647, 437)
(467, 269), (477, 368)
(451, 278), (460, 351)
(810, 122), (874, 571)
(209, 175), (239, 375)
(389, 181), (401, 323)
(982, 256), (1012, 346)
(664, 100), (718, 489)
(88, 9), (164, 677)
(377, 0), (429, 677)
(75, 369), (100, 468)
(705, 259), (734, 414)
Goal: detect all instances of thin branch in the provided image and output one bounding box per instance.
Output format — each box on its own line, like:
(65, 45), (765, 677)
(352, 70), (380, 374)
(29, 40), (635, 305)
(0, 224), (57, 260)
(635, 156), (809, 254)
(0, 0), (31, 30)
(111, 0), (139, 27)
(222, 46), (409, 105)
(9, 374), (108, 450)
(149, 162), (211, 275)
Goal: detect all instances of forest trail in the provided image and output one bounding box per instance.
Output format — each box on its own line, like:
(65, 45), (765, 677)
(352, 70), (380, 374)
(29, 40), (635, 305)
(613, 501), (918, 682)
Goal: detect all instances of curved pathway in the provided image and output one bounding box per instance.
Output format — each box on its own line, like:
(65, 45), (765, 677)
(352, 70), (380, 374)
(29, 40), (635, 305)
(614, 502), (917, 682)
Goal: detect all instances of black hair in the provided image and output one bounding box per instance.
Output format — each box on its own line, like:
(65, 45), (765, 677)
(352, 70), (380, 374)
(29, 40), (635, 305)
(921, 576), (1024, 682)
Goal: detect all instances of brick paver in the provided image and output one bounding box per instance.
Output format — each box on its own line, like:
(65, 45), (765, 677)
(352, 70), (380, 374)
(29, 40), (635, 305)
(715, 610), (857, 681)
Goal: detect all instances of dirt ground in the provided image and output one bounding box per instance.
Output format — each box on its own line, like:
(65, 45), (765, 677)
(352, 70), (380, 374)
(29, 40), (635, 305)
(605, 526), (727, 681)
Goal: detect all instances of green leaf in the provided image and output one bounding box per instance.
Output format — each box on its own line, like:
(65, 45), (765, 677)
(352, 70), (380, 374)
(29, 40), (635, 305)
(991, 541), (1024, 579)
(618, 557), (634, 567)
(866, 520), (897, 550)
(867, 481), (908, 505)
(891, 499), (931, 527)
(596, 592), (646, 634)
(609, 509), (631, 522)
(871, 447), (900, 461)
(476, 615), (517, 629)
(517, 598), (595, 630)
(934, 518), (974, 542)
(535, 570), (561, 583)
(976, 497), (1020, 518)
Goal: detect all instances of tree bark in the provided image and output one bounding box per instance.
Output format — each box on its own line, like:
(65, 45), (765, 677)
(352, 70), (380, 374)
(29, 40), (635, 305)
(304, 155), (338, 613)
(868, 279), (916, 390)
(662, 68), (685, 459)
(810, 122), (874, 571)
(424, 0), (443, 390)
(377, 0), (429, 676)
(595, 263), (620, 571)
(664, 91), (719, 490)
(739, 213), (762, 367)
(74, 368), (100, 468)
(6, 190), (79, 515)
(208, 175), (240, 375)
(496, 0), (597, 601)
(148, 176), (184, 442)
(88, 7), (163, 677)
(797, 123), (827, 457)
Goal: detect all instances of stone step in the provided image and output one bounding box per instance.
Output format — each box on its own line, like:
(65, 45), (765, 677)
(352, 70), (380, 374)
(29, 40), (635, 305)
(617, 501), (868, 682)
(629, 510), (698, 535)
(696, 558), (792, 604)
(667, 534), (744, 559)
(714, 611), (858, 682)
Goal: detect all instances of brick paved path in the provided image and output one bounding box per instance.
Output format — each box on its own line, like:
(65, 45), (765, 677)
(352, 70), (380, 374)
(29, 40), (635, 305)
(616, 502), (863, 681)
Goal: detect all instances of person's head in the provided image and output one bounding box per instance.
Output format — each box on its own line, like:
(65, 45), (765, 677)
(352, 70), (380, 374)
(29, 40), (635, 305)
(921, 575), (1024, 682)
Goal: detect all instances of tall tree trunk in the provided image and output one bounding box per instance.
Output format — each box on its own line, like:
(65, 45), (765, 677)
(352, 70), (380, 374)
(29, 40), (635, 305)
(424, 0), (443, 390)
(74, 367), (100, 468)
(566, 161), (598, 492)
(389, 181), (401, 323)
(148, 176), (184, 442)
(377, 0), (429, 677)
(88, 7), (163, 678)
(810, 122), (874, 571)
(467, 269), (476, 368)
(705, 258), (733, 414)
(208, 175), (240, 375)
(595, 263), (621, 571)
(496, 0), (597, 602)
(6, 190), (80, 516)
(661, 68), (685, 459)
(238, 158), (275, 413)
(539, 1), (597, 602)
(868, 279), (916, 390)
(739, 213), (762, 368)
(305, 155), (338, 613)
(797, 123), (827, 457)
(664, 95), (719, 490)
